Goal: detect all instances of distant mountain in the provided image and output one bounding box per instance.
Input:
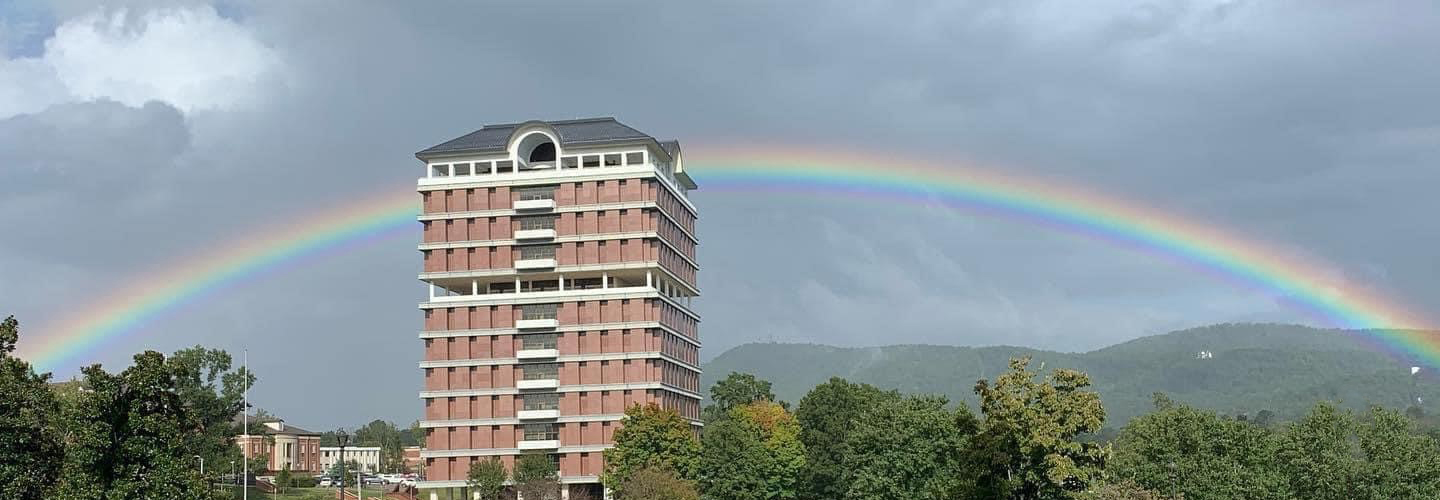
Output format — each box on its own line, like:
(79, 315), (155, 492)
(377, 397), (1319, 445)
(701, 323), (1439, 426)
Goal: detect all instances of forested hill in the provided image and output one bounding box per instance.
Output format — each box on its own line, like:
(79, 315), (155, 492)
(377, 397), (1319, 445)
(701, 323), (1440, 426)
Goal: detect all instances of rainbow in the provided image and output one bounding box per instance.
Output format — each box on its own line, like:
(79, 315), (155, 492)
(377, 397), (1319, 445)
(19, 147), (1437, 372)
(20, 189), (419, 371)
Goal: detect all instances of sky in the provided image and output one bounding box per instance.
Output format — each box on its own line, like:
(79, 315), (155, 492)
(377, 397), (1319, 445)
(1, 0), (1437, 428)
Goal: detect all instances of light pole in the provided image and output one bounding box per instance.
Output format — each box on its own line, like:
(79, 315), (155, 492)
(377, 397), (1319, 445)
(194, 455), (205, 493)
(337, 430), (349, 496)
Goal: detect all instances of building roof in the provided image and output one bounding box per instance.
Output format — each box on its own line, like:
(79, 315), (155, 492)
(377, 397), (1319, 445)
(233, 414), (322, 436)
(415, 117), (657, 158)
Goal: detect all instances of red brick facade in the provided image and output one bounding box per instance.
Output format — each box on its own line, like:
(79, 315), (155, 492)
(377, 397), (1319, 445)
(415, 123), (700, 492)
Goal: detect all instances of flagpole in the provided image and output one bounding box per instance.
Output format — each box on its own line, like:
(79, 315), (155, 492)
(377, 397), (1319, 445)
(244, 348), (249, 500)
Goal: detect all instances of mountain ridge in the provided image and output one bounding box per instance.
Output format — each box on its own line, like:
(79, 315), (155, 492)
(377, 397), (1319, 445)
(701, 323), (1438, 426)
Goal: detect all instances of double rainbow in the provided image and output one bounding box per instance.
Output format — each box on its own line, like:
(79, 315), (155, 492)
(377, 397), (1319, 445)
(18, 147), (1436, 372)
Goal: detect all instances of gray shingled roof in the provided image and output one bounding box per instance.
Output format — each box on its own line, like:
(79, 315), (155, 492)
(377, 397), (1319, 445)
(233, 414), (322, 436)
(417, 117), (655, 157)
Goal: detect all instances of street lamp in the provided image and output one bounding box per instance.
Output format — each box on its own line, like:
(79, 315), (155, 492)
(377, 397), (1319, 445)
(337, 430), (349, 494)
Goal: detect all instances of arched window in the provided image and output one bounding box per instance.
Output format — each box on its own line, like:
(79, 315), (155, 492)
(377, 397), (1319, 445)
(516, 132), (558, 167)
(528, 142), (556, 162)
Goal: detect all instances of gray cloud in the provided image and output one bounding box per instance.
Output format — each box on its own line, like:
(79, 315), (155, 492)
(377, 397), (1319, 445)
(0, 0), (1436, 428)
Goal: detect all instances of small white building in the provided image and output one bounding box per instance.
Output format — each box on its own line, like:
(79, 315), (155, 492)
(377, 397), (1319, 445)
(319, 446), (382, 473)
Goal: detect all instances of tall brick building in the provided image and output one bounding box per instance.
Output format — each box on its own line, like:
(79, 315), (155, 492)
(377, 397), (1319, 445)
(413, 118), (701, 499)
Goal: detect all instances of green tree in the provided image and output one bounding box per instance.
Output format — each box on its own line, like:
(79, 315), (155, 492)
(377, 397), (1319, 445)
(514, 453), (561, 500)
(467, 457), (508, 500)
(704, 372), (782, 422)
(0, 315), (65, 500)
(326, 459), (361, 482)
(1275, 402), (1360, 500)
(1355, 406), (1440, 499)
(970, 357), (1108, 499)
(699, 401), (805, 500)
(1111, 396), (1287, 500)
(1079, 480), (1181, 500)
(795, 377), (898, 500)
(840, 394), (976, 500)
(618, 466), (700, 500)
(275, 464), (292, 493)
(353, 419), (409, 473)
(247, 453), (271, 476)
(603, 403), (700, 493)
(52, 350), (243, 500)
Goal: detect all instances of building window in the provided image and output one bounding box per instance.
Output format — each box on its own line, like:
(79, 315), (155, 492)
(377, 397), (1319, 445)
(517, 215), (557, 231)
(524, 392), (561, 411)
(604, 154), (621, 166)
(524, 421), (557, 439)
(520, 303), (558, 320)
(453, 163), (473, 176)
(521, 363), (559, 380)
(625, 152), (644, 165)
(561, 156), (579, 169)
(515, 185), (556, 201)
(582, 155), (600, 168)
(518, 245), (557, 260)
(520, 333), (558, 350)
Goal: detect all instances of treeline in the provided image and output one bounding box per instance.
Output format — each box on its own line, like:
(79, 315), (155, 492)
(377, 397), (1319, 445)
(0, 316), (252, 500)
(593, 358), (1440, 500)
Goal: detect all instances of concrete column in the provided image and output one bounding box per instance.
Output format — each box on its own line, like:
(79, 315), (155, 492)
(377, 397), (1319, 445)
(448, 164), (456, 177)
(646, 271), (652, 287)
(515, 277), (522, 292)
(558, 275), (565, 291)
(602, 272), (609, 289)
(428, 284), (437, 300)
(471, 280), (479, 296)
(560, 486), (571, 500)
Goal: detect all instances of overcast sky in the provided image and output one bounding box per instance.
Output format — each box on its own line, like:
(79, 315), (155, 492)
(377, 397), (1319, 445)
(2, 0), (1437, 428)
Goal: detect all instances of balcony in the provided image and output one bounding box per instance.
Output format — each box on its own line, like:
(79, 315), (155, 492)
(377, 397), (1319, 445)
(514, 199), (556, 211)
(516, 378), (559, 390)
(516, 318), (558, 330)
(517, 409), (560, 420)
(514, 258), (557, 270)
(517, 439), (560, 451)
(517, 348), (559, 360)
(514, 228), (557, 241)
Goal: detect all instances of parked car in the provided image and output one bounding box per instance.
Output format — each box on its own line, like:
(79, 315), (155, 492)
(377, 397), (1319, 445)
(363, 475), (385, 485)
(318, 477), (333, 487)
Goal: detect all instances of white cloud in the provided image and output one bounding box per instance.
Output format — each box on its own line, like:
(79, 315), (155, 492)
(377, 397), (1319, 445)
(0, 5), (279, 118)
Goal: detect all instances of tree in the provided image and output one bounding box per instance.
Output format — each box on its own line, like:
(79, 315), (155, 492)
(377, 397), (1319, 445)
(467, 457), (508, 500)
(619, 466), (700, 500)
(795, 377), (898, 500)
(275, 464), (292, 493)
(52, 349), (245, 500)
(603, 403), (700, 494)
(1111, 396), (1287, 500)
(1275, 402), (1360, 500)
(1080, 480), (1181, 500)
(699, 401), (805, 500)
(514, 453), (561, 500)
(704, 372), (782, 422)
(353, 419), (409, 473)
(0, 315), (65, 500)
(970, 357), (1108, 499)
(247, 453), (271, 476)
(1354, 406), (1440, 499)
(840, 394), (976, 500)
(326, 459), (361, 482)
